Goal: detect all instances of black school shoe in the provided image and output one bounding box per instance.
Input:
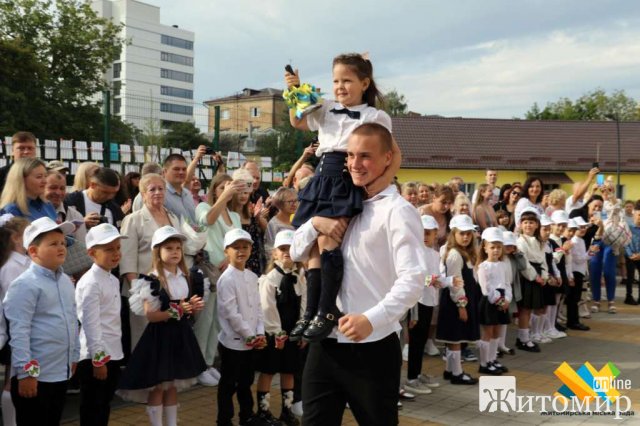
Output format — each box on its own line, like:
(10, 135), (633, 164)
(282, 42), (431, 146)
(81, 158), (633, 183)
(289, 319), (310, 342)
(478, 363), (502, 375)
(515, 338), (541, 353)
(303, 312), (341, 342)
(567, 323), (590, 331)
(443, 370), (452, 380)
(450, 372), (478, 385)
(624, 295), (639, 305)
(492, 360), (509, 373)
(555, 322), (567, 332)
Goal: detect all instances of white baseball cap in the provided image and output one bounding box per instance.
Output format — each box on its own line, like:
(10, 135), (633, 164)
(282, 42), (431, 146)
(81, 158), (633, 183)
(274, 230), (294, 248)
(449, 214), (477, 232)
(573, 216), (590, 227)
(224, 228), (253, 248)
(550, 210), (569, 225)
(23, 217), (75, 250)
(503, 231), (518, 246)
(481, 227), (504, 243)
(151, 226), (187, 248)
(567, 219), (579, 229)
(540, 214), (553, 227)
(519, 206), (541, 222)
(421, 215), (438, 230)
(86, 223), (127, 249)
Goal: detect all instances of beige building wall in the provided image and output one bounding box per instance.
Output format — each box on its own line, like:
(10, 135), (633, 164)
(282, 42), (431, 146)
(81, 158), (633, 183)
(206, 97), (286, 133)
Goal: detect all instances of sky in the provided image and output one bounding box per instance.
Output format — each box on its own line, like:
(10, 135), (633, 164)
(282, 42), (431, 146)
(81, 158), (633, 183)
(145, 0), (640, 119)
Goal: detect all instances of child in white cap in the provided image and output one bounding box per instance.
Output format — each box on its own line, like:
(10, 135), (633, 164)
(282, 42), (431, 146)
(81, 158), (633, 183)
(118, 226), (206, 426)
(216, 228), (267, 426)
(404, 215), (454, 394)
(477, 227), (512, 376)
(4, 217), (78, 425)
(255, 230), (306, 425)
(76, 223), (128, 426)
(435, 214), (480, 385)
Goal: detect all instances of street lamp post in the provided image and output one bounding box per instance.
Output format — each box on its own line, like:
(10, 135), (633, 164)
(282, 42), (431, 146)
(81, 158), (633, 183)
(605, 113), (623, 199)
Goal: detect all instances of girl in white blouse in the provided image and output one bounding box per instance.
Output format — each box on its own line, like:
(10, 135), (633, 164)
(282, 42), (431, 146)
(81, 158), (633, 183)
(255, 230), (306, 425)
(515, 208), (548, 353)
(477, 228), (512, 376)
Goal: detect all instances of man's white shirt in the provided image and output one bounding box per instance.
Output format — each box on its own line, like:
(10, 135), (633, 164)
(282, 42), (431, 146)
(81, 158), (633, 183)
(291, 185), (426, 343)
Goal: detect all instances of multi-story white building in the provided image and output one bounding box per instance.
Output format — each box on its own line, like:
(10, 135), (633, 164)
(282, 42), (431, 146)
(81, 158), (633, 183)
(91, 0), (195, 132)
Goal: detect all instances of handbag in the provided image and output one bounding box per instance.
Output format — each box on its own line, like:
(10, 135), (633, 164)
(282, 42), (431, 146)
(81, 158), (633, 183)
(63, 236), (93, 276)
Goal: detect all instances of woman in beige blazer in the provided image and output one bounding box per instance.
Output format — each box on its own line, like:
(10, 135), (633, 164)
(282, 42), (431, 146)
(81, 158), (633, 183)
(120, 173), (180, 349)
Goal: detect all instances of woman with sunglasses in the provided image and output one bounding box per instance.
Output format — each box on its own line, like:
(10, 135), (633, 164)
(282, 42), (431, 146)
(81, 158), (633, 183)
(494, 183), (522, 231)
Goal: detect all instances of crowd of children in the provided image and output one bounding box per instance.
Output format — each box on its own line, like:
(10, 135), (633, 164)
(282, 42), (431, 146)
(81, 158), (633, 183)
(0, 49), (636, 426)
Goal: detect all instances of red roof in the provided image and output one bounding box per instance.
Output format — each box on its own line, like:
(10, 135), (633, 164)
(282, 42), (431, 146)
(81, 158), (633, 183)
(392, 116), (640, 172)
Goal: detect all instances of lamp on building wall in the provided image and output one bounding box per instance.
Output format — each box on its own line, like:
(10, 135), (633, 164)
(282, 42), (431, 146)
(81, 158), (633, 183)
(605, 113), (622, 199)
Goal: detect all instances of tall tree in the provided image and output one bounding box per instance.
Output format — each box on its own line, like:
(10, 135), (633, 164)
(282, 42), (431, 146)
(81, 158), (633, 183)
(525, 89), (640, 121)
(380, 89), (409, 117)
(163, 121), (209, 151)
(0, 0), (129, 140)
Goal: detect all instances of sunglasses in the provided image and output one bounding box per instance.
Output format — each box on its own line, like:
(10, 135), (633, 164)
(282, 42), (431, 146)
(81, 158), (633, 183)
(511, 192), (522, 197)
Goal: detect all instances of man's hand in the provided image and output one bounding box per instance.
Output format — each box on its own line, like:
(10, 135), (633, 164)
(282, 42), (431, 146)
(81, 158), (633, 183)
(312, 217), (348, 243)
(338, 314), (373, 342)
(18, 377), (37, 398)
(588, 167), (600, 180)
(302, 144), (317, 160)
(93, 365), (107, 380)
(194, 145), (207, 161)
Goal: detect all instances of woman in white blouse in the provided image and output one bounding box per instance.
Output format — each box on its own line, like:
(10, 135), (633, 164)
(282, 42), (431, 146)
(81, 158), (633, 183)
(119, 173), (180, 349)
(514, 177), (545, 226)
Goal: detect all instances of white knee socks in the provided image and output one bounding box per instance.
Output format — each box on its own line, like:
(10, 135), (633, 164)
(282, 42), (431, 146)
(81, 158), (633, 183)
(478, 340), (488, 367)
(2, 390), (15, 426)
(164, 405), (178, 426)
(449, 350), (462, 375)
(489, 339), (499, 363)
(517, 328), (530, 343)
(147, 405), (163, 426)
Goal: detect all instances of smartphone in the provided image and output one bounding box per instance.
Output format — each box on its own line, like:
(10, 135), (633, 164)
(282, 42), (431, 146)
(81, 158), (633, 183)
(592, 162), (599, 169)
(596, 174), (605, 186)
(593, 211), (601, 221)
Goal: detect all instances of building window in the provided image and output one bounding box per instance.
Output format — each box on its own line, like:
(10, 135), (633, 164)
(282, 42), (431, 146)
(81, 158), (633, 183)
(161, 68), (193, 83)
(113, 81), (121, 97)
(250, 107), (260, 118)
(161, 34), (193, 50)
(113, 98), (121, 115)
(161, 51), (193, 67)
(161, 85), (193, 99)
(160, 102), (193, 116)
(113, 63), (121, 79)
(221, 109), (230, 120)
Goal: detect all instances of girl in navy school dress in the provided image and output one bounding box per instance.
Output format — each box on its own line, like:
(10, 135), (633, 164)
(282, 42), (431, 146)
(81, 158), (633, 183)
(477, 227), (512, 376)
(284, 53), (401, 341)
(255, 230), (306, 426)
(515, 208), (548, 353)
(118, 226), (206, 426)
(436, 215), (480, 385)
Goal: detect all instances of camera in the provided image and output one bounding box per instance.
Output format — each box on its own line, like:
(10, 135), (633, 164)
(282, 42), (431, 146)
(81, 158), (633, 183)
(98, 216), (109, 224)
(205, 147), (215, 155)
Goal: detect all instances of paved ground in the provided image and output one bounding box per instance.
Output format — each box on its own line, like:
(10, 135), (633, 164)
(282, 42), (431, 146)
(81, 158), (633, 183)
(58, 286), (639, 425)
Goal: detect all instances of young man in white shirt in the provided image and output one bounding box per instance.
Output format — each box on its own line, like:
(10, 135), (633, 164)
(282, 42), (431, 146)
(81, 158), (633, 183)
(291, 123), (425, 426)
(76, 224), (127, 425)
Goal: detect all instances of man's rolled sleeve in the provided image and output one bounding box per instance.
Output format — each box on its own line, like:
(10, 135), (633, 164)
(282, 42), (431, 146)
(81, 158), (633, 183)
(291, 219), (319, 262)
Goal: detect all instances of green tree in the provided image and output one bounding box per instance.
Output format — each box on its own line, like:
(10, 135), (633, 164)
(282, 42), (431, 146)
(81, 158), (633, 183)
(163, 121), (209, 151)
(0, 0), (127, 140)
(380, 89), (408, 117)
(525, 89), (640, 121)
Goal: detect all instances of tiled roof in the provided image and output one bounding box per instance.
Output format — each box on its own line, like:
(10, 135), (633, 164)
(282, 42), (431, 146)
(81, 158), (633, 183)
(392, 116), (640, 172)
(204, 88), (284, 104)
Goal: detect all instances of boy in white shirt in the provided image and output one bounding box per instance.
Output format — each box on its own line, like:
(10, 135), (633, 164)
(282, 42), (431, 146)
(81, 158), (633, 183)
(76, 224), (127, 425)
(216, 229), (266, 426)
